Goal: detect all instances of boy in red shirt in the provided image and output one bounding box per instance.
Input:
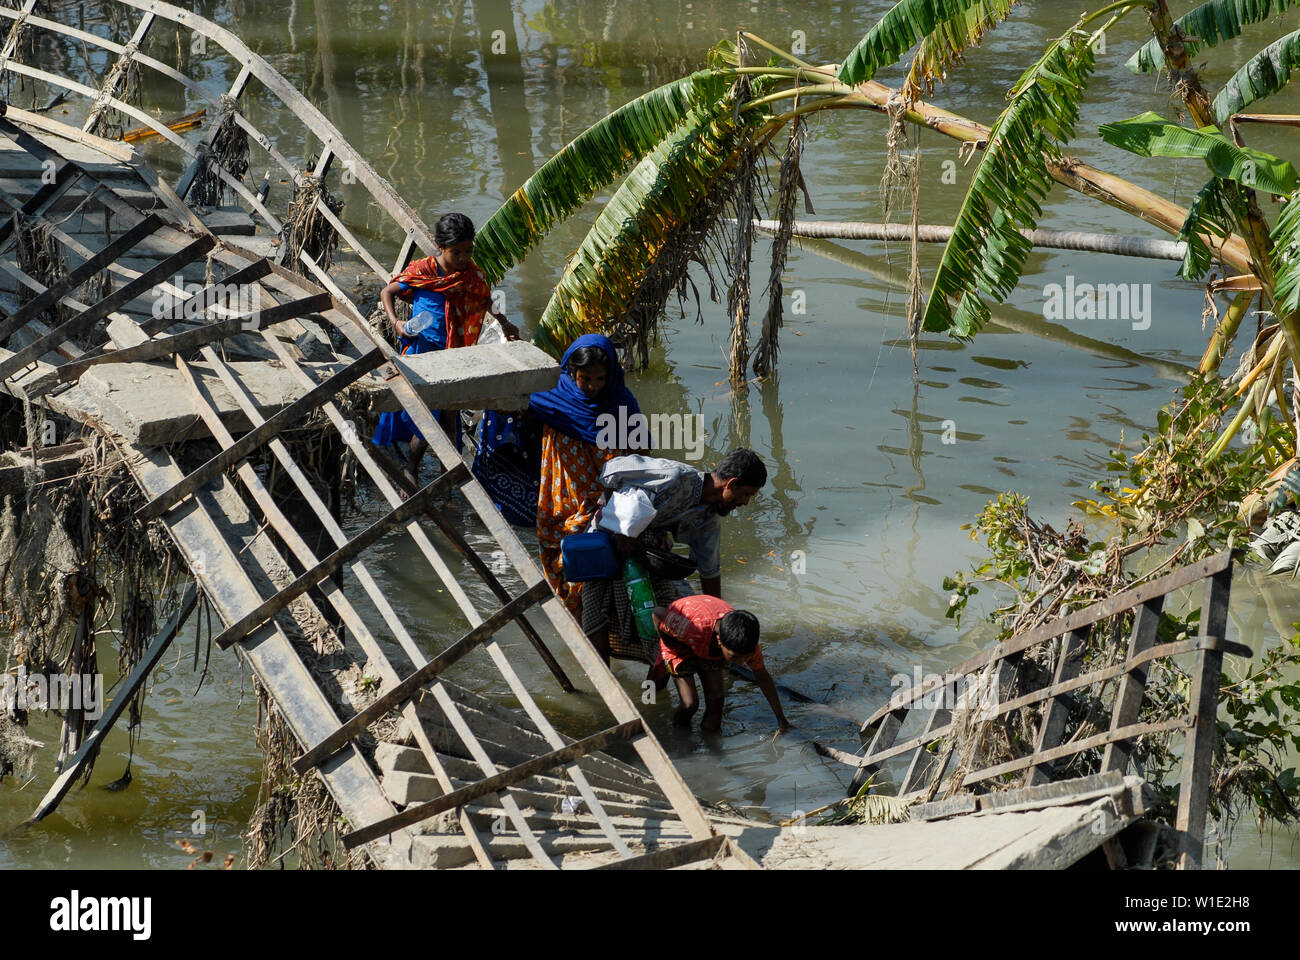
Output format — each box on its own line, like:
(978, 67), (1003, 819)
(651, 594), (790, 734)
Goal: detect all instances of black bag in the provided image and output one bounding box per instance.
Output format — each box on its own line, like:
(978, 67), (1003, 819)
(640, 544), (697, 579)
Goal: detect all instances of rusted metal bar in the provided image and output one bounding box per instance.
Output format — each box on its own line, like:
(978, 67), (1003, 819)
(136, 343), (380, 522)
(292, 579), (554, 774)
(1, 236), (217, 387)
(212, 462), (471, 649)
(0, 213), (162, 345)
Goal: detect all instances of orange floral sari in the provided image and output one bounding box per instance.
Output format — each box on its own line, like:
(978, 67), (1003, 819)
(536, 427), (626, 618)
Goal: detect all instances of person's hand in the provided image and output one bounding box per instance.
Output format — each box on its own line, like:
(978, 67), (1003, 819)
(611, 533), (639, 557)
(497, 316), (520, 341)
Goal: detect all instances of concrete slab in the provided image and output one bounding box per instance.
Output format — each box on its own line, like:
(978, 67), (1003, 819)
(727, 794), (1134, 869)
(43, 340), (559, 446)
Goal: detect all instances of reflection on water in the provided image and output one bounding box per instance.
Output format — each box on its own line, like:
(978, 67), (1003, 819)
(4, 0), (1300, 868)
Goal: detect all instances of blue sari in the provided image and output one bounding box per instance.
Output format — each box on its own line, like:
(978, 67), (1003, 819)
(371, 287), (463, 449)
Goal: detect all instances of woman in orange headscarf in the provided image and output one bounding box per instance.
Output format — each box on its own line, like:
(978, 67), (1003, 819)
(372, 212), (518, 478)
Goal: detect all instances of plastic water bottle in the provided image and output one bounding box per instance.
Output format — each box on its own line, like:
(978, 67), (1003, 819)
(623, 556), (657, 641)
(405, 311), (435, 336)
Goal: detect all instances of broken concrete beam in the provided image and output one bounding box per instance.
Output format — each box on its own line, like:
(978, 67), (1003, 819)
(381, 770), (444, 806)
(43, 340), (559, 446)
(356, 340), (558, 413)
(196, 206), (256, 236)
(0, 441), (90, 497)
(410, 835), (478, 869)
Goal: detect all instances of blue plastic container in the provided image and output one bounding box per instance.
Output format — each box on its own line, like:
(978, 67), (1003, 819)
(561, 531), (618, 582)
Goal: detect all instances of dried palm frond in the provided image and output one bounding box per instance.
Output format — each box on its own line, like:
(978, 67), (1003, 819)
(281, 161), (345, 275)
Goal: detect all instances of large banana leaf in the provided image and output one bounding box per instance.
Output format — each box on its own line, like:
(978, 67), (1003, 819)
(1177, 177), (1240, 279)
(904, 0), (1020, 95)
(921, 24), (1097, 338)
(1098, 111), (1299, 194)
(1213, 28), (1300, 120)
(530, 95), (749, 357)
(1273, 189), (1300, 314)
(837, 0), (1017, 87)
(1127, 0), (1299, 73)
(473, 70), (732, 285)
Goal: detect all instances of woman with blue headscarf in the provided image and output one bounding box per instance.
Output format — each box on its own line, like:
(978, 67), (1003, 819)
(528, 334), (643, 618)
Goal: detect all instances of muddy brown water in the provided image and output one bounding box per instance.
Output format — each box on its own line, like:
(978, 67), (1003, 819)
(2, 0), (1299, 868)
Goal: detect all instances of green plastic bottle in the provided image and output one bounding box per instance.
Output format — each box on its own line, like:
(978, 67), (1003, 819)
(622, 556), (658, 641)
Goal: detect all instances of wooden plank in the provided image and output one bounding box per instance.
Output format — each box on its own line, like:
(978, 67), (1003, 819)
(594, 835), (728, 870)
(342, 719), (647, 848)
(120, 443), (413, 868)
(1177, 567), (1232, 870)
(850, 708), (905, 793)
(172, 347), (498, 868)
(313, 274), (718, 843)
(971, 794), (1135, 869)
(175, 64), (253, 201)
(366, 439), (574, 693)
(0, 161), (83, 246)
(1102, 598), (1164, 773)
(0, 213), (163, 345)
(212, 462), (471, 649)
(847, 634), (1248, 773)
(2, 61), (193, 152)
(0, 0), (37, 73)
(0, 236), (217, 385)
(82, 10), (156, 133)
(292, 579), (555, 774)
(46, 291), (333, 389)
(0, 7), (210, 108)
(136, 344), (383, 522)
(860, 548), (1235, 728)
(1025, 626), (1089, 786)
(963, 717), (1191, 786)
(22, 584), (197, 826)
(248, 331), (624, 857)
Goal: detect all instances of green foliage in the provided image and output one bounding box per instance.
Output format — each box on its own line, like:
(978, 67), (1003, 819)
(1271, 189), (1300, 315)
(1098, 112), (1299, 195)
(921, 23), (1097, 339)
(837, 0), (1017, 87)
(1085, 375), (1271, 548)
(1127, 0), (1300, 73)
(948, 374), (1300, 837)
(1214, 28), (1300, 120)
(530, 91), (750, 356)
(1177, 177), (1241, 280)
(1218, 634), (1300, 827)
(907, 0), (1020, 94)
(472, 69), (733, 286)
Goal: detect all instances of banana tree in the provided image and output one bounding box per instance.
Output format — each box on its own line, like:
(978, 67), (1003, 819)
(474, 0), (1300, 465)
